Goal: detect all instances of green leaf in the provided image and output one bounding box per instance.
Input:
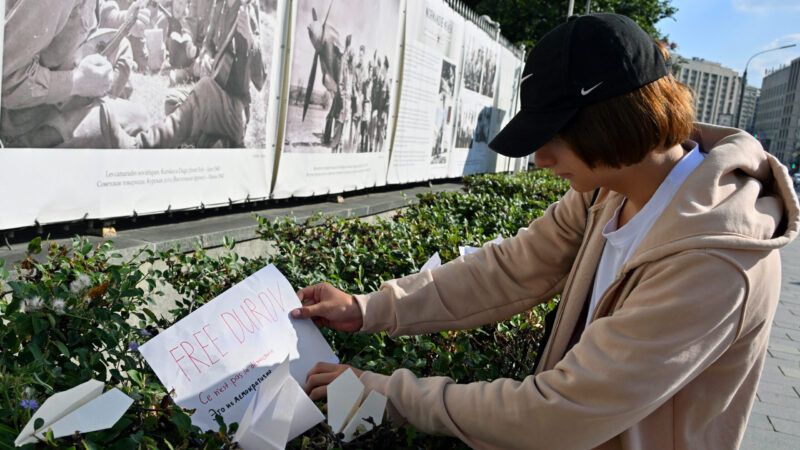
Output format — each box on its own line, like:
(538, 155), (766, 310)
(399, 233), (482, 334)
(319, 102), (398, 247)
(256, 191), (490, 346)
(81, 240), (93, 256)
(31, 317), (48, 334)
(82, 440), (101, 450)
(28, 343), (45, 363)
(27, 237), (42, 254)
(170, 409), (192, 431)
(0, 258), (8, 279)
(127, 369), (144, 387)
(54, 340), (71, 358)
(214, 413), (227, 432)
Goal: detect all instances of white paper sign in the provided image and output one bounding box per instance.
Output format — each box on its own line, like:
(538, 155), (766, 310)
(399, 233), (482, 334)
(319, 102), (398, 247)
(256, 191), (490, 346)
(234, 357), (324, 450)
(15, 380), (133, 446)
(139, 264), (338, 431)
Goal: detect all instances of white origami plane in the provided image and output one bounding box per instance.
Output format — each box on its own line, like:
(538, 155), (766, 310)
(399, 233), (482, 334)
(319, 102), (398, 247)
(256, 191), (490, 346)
(14, 379), (133, 446)
(234, 357), (324, 450)
(420, 252), (442, 271)
(327, 369), (387, 443)
(459, 235), (504, 257)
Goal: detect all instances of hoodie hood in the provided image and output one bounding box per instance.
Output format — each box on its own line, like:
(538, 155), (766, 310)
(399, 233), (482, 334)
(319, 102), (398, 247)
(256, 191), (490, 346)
(619, 123), (800, 271)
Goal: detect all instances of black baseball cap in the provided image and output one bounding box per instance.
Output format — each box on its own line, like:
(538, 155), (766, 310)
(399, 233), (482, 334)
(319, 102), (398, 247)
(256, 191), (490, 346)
(489, 13), (668, 158)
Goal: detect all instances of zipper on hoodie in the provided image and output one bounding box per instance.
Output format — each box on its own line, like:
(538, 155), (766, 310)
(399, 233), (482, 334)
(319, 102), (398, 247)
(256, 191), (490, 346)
(539, 202), (599, 371)
(589, 271), (627, 323)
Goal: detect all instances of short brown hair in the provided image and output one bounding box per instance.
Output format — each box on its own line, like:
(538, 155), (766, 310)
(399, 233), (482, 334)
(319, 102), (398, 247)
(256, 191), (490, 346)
(558, 48), (695, 168)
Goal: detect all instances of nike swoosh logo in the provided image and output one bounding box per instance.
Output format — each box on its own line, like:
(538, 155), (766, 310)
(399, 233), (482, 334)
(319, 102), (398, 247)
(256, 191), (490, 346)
(581, 81), (603, 96)
(520, 73), (533, 84)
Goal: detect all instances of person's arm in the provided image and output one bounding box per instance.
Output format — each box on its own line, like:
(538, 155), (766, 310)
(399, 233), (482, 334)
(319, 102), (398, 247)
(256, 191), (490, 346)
(355, 188), (594, 336)
(359, 252), (746, 449)
(2, 1), (78, 109)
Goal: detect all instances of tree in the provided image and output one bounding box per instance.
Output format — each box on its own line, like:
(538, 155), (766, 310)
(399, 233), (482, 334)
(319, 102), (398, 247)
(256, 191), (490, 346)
(462, 0), (678, 50)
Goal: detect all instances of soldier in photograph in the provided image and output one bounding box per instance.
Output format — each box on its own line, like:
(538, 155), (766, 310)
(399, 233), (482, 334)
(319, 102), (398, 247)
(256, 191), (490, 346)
(371, 56), (390, 153)
(163, 0), (200, 85)
(1, 0), (151, 148)
(357, 49), (373, 152)
(102, 0), (267, 148)
(332, 36), (354, 153)
(350, 44), (366, 151)
(100, 0), (151, 72)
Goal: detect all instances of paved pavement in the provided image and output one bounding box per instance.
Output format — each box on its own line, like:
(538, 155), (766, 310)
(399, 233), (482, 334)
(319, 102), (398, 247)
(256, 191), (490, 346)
(741, 237), (800, 449)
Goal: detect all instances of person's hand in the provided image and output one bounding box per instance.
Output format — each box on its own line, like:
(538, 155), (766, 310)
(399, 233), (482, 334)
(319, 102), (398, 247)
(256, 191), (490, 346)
(71, 54), (114, 98)
(126, 1), (150, 37)
(305, 362), (363, 401)
(292, 283), (363, 332)
(197, 50), (214, 78)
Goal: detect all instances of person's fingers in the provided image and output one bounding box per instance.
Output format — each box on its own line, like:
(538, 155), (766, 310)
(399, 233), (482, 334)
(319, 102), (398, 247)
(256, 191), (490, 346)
(308, 385), (327, 401)
(291, 302), (328, 319)
(290, 306), (309, 319)
(305, 371), (340, 393)
(306, 362), (343, 380)
(297, 283), (325, 302)
(291, 294), (333, 319)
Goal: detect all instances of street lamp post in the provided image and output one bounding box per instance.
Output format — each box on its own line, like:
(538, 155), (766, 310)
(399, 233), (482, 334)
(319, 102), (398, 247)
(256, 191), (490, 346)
(735, 44), (797, 130)
(567, 1), (591, 19)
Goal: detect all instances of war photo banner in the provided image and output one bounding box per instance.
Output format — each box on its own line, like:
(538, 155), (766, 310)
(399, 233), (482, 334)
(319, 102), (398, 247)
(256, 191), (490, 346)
(447, 20), (499, 177)
(0, 0), (285, 229)
(385, 0), (463, 183)
(0, 149), (276, 230)
(491, 44), (526, 173)
(271, 0), (403, 198)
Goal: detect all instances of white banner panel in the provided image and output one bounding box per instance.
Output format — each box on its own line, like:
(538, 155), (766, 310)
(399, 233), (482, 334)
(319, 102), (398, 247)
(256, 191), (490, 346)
(0, 149), (273, 230)
(0, 0), (287, 229)
(447, 20), (500, 177)
(386, 0), (464, 183)
(492, 45), (526, 173)
(272, 0), (404, 198)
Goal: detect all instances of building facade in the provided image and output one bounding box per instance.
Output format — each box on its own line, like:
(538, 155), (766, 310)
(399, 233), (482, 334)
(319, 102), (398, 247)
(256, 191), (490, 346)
(753, 57), (800, 166)
(675, 57), (741, 126)
(738, 85), (760, 132)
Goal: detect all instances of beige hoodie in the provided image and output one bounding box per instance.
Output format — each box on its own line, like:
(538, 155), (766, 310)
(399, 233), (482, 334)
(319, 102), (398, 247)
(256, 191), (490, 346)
(353, 124), (800, 450)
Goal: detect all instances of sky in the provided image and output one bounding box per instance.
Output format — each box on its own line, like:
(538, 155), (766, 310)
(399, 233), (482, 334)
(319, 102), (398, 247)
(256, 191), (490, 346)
(656, 0), (800, 89)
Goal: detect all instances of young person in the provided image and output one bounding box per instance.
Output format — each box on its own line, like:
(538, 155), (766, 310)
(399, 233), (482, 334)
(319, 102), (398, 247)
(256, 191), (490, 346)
(292, 13), (799, 449)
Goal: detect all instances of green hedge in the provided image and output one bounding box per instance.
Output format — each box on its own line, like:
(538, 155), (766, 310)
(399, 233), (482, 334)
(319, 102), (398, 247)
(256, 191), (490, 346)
(0, 170), (568, 449)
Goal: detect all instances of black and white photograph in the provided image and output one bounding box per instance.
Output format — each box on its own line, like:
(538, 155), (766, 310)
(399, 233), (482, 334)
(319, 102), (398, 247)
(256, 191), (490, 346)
(1, 0), (279, 149)
(431, 59), (456, 164)
(454, 99), (473, 149)
(284, 0), (401, 154)
(454, 98), (492, 150)
(480, 46), (497, 98)
(462, 35), (484, 94)
(461, 31), (497, 99)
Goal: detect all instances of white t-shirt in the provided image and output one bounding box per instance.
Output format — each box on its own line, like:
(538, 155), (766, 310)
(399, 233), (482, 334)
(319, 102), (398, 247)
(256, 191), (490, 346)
(586, 143), (704, 324)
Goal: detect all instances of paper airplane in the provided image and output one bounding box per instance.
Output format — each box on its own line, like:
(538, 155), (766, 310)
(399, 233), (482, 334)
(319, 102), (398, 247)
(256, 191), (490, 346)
(420, 252), (442, 271)
(327, 369), (387, 442)
(459, 235), (504, 257)
(15, 379), (133, 446)
(234, 357), (324, 450)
